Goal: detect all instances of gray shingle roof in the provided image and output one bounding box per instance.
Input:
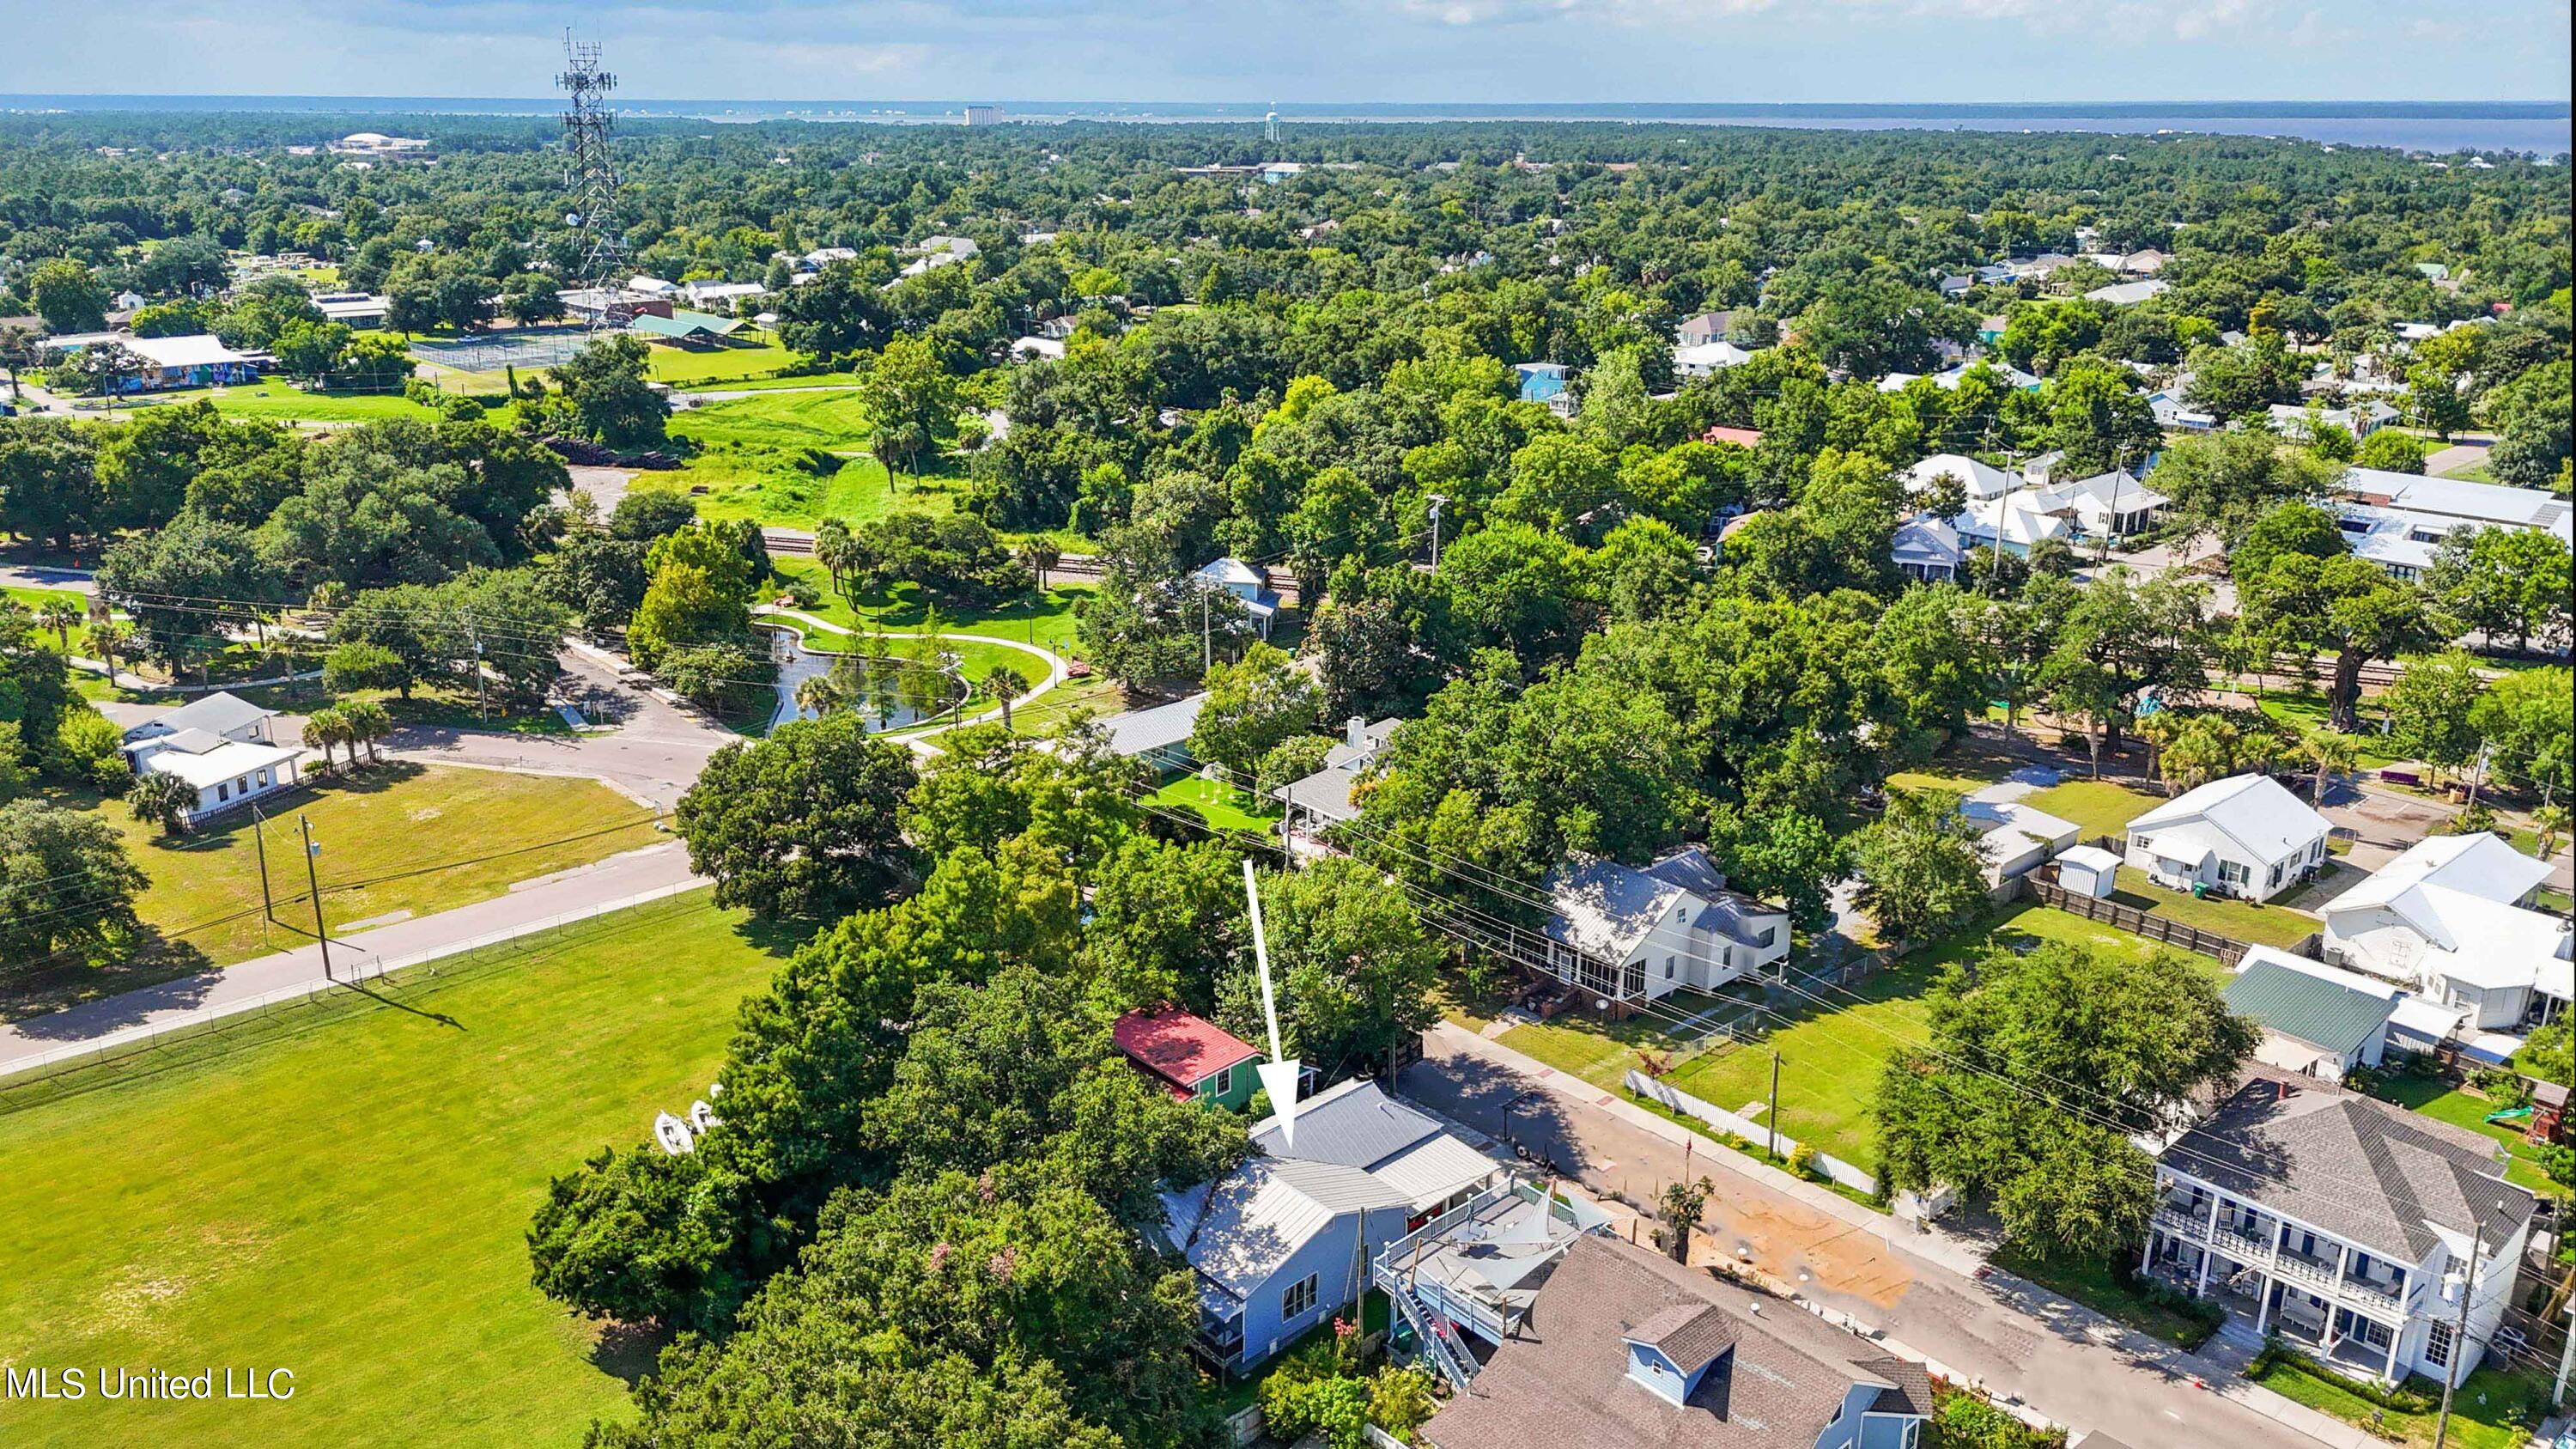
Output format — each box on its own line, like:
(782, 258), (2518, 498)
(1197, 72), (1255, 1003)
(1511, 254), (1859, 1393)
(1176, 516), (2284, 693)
(1627, 1302), (1737, 1375)
(1422, 1233), (1927, 1449)
(2224, 960), (2399, 1061)
(2165, 1075), (2535, 1262)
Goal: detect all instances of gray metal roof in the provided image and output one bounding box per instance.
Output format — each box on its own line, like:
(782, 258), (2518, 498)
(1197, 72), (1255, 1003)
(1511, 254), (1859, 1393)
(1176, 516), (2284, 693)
(1097, 691), (1206, 758)
(2224, 960), (2397, 1060)
(2164, 1075), (2534, 1263)
(1250, 1078), (1437, 1171)
(125, 690), (271, 744)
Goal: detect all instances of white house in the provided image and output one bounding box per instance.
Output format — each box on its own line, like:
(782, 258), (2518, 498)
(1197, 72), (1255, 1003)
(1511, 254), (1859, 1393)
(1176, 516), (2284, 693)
(1536, 846), (1791, 1015)
(1009, 335), (1067, 362)
(1964, 798), (2080, 884)
(1191, 557), (1283, 640)
(119, 691), (302, 825)
(1673, 310), (1735, 347)
(2270, 401), (2400, 442)
(1672, 339), (1754, 378)
(2123, 774), (2331, 903)
(2085, 278), (2171, 307)
(1952, 490), (2072, 557)
(2032, 468), (2168, 540)
(1275, 715), (1399, 840)
(1892, 514), (1965, 584)
(2319, 834), (2573, 1032)
(2146, 1073), (2535, 1389)
(1903, 453), (2017, 503)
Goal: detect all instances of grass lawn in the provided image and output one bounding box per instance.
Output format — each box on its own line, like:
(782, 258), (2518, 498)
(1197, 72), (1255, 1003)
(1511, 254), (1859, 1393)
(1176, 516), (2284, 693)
(6, 766), (665, 1018)
(1148, 775), (1282, 834)
(2367, 1075), (2567, 1199)
(1884, 738), (2031, 797)
(1990, 1244), (2217, 1350)
(1661, 904), (2187, 1168)
(201, 378), (439, 424)
(683, 370), (862, 393)
(2019, 778), (2162, 839)
(671, 388), (875, 454)
(5, 584), (87, 626)
(644, 338), (806, 386)
(2251, 688), (2397, 764)
(2100, 880), (2322, 949)
(0, 895), (787, 1448)
(2245, 1357), (2548, 1449)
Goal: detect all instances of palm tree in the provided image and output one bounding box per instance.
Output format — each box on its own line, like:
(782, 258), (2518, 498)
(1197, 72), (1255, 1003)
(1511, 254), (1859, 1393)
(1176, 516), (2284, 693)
(35, 598), (82, 648)
(302, 706), (349, 776)
(2534, 804), (2571, 864)
(983, 663), (1031, 729)
(340, 699), (391, 765)
(125, 770), (195, 837)
(813, 516), (854, 598)
(85, 619), (134, 685)
(793, 673), (843, 720)
(2300, 730), (2361, 807)
(1017, 539), (1060, 592)
(2139, 713), (2184, 792)
(1658, 1176), (1715, 1264)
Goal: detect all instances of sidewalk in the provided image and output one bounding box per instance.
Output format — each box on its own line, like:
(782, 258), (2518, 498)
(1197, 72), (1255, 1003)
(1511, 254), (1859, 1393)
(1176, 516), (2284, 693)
(0, 842), (703, 1080)
(1425, 1020), (2386, 1448)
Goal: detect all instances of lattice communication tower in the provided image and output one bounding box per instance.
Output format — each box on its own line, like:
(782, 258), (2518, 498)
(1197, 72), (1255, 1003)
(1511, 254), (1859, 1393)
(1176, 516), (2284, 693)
(558, 33), (625, 330)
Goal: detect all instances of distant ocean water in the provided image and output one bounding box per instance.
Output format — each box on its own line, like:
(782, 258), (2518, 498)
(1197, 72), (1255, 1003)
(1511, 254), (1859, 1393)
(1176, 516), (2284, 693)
(2, 97), (2567, 155)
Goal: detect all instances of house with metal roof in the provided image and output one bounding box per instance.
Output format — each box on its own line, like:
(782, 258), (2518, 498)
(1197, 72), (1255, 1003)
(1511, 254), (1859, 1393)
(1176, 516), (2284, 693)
(2085, 278), (2172, 307)
(2319, 834), (2572, 1032)
(1191, 556), (1283, 640)
(2224, 954), (2398, 1079)
(1533, 847), (1791, 1016)
(1094, 691), (1206, 764)
(1250, 1078), (1499, 1221)
(1113, 1008), (1262, 1110)
(1419, 1231), (1933, 1448)
(119, 691), (301, 825)
(1275, 715), (1399, 843)
(2124, 774), (2331, 903)
(1893, 514), (1965, 584)
(2145, 1072), (2536, 1388)
(1157, 1155), (1412, 1373)
(1903, 452), (2018, 503)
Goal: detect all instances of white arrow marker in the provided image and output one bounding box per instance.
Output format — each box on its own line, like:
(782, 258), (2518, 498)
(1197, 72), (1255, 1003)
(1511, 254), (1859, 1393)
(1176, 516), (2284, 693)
(1245, 857), (1302, 1148)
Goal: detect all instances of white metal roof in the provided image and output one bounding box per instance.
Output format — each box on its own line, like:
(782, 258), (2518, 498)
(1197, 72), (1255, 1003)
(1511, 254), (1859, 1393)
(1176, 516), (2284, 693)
(2129, 774), (2330, 864)
(134, 737), (298, 790)
(123, 333), (252, 368)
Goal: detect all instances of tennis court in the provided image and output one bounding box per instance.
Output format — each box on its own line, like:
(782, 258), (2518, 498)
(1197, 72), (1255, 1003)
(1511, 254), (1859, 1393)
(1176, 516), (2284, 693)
(408, 327), (593, 374)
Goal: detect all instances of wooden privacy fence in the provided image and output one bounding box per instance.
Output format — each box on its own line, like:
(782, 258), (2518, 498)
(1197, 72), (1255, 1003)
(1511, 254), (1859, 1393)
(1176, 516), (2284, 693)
(2020, 876), (2254, 966)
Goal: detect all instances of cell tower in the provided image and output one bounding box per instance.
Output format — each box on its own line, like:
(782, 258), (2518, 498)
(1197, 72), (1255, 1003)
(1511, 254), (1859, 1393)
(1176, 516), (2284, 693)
(558, 33), (625, 331)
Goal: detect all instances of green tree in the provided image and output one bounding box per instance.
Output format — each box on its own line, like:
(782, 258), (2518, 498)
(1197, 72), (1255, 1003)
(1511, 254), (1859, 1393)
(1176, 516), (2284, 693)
(0, 417), (105, 550)
(1850, 788), (1988, 947)
(27, 258), (110, 333)
(2354, 429), (2428, 474)
(0, 798), (146, 964)
(2429, 526), (2573, 652)
(2471, 667), (2573, 807)
(2237, 552), (2440, 733)
(1217, 856), (1443, 1082)
(51, 708), (130, 792)
(1189, 642), (1321, 777)
(550, 335), (668, 447)
(2385, 650), (2490, 791)
(675, 711), (920, 918)
(1704, 806), (1848, 932)
(125, 770), (195, 836)
(858, 334), (962, 482)
(1878, 941), (2257, 1257)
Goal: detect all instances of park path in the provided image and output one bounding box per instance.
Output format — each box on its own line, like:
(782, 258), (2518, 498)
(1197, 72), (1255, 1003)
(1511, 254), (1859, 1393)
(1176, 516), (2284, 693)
(0, 843), (702, 1079)
(753, 606), (1069, 750)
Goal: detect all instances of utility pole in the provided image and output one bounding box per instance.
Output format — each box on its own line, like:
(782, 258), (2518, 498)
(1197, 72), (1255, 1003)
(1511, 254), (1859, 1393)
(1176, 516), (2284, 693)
(2433, 1212), (2492, 1449)
(300, 814), (334, 983)
(1200, 585), (1212, 673)
(1768, 1050), (1782, 1161)
(1426, 494), (1448, 568)
(467, 620), (489, 723)
(252, 803), (276, 929)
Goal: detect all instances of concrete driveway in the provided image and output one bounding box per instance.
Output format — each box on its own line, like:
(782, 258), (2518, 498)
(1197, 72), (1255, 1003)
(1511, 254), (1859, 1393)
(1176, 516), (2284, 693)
(381, 646), (735, 809)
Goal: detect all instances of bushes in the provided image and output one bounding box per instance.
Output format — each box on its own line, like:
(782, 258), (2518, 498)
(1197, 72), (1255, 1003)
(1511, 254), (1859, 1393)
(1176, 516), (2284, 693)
(2247, 1335), (2436, 1415)
(1253, 1318), (1439, 1449)
(1929, 1385), (2067, 1448)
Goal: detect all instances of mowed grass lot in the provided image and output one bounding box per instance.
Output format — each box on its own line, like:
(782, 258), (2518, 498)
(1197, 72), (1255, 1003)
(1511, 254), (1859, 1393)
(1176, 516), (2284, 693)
(2369, 1074), (2567, 1198)
(644, 338), (804, 386)
(201, 378), (439, 424)
(768, 557), (1089, 656)
(15, 767), (665, 1013)
(0, 897), (786, 1449)
(1659, 904), (2190, 1168)
(2018, 777), (2160, 839)
(2246, 1357), (2548, 1449)
(1148, 775), (1282, 834)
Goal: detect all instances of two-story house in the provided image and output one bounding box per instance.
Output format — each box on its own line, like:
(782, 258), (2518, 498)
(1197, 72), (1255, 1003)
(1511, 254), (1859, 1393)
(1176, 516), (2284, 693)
(1157, 1155), (1410, 1373)
(2145, 1074), (2536, 1388)
(2124, 774), (2332, 903)
(1250, 1078), (1499, 1226)
(1420, 1231), (1932, 1448)
(1536, 846), (1792, 1018)
(1273, 715), (1399, 843)
(1190, 557), (1284, 640)
(2319, 833), (2573, 1032)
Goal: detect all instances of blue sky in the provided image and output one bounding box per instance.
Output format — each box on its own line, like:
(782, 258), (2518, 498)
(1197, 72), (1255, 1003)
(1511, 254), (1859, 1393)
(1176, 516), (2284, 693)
(1, 0), (2566, 102)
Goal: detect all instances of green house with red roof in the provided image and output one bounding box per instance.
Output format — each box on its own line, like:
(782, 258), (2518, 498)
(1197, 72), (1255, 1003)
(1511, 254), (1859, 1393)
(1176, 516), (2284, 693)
(1114, 1008), (1262, 1111)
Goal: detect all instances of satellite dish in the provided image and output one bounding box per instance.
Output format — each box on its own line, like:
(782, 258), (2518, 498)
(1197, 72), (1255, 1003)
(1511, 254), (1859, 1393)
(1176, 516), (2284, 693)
(566, 210), (583, 228)
(653, 1111), (696, 1155)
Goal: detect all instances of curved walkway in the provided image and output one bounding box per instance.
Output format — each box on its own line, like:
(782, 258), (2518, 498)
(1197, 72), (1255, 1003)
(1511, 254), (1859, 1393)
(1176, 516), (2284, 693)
(752, 606), (1068, 752)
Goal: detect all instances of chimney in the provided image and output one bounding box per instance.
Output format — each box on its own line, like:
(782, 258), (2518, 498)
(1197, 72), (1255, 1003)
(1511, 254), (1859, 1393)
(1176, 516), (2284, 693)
(1346, 715), (1366, 750)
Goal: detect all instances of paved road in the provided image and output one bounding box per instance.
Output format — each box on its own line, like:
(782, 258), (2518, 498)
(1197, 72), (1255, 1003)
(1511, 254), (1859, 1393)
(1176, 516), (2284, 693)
(0, 842), (699, 1076)
(0, 562), (95, 596)
(1401, 1024), (2373, 1449)
(381, 646), (737, 808)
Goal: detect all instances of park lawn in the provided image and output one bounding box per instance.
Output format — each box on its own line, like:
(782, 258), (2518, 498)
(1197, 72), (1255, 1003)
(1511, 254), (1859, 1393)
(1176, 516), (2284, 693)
(1149, 775), (1282, 834)
(769, 557), (1090, 655)
(995, 673), (1127, 740)
(45, 766), (663, 995)
(0, 896), (786, 1449)
(2368, 1075), (2567, 1198)
(202, 378), (439, 424)
(2245, 1357), (2547, 1449)
(2018, 778), (2161, 839)
(670, 388), (876, 454)
(1661, 905), (2184, 1168)
(1989, 1244), (2216, 1351)
(644, 338), (805, 385)
(684, 370), (863, 393)
(5, 585), (87, 643)
(2253, 689), (2397, 763)
(2100, 877), (2322, 949)
(648, 448), (957, 532)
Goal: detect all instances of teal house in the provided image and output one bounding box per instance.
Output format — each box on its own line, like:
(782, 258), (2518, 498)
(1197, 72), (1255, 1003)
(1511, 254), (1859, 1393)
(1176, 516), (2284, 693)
(1115, 1008), (1262, 1110)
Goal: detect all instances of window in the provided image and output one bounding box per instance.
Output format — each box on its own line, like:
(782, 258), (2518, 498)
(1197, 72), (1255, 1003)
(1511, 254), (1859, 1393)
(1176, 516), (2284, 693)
(1619, 958), (1645, 998)
(1202, 1064), (1232, 1099)
(2220, 861), (2250, 886)
(216, 782), (230, 801)
(1757, 926), (1778, 948)
(1665, 956), (1676, 980)
(1281, 1273), (1318, 1323)
(2427, 1321), (2453, 1367)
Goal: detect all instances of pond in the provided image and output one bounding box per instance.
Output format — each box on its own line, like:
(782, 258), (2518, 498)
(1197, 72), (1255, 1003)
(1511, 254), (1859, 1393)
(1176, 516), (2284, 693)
(764, 626), (968, 734)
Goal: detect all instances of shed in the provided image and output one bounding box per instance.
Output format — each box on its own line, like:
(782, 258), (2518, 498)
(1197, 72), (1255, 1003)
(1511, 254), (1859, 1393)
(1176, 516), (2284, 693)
(2057, 844), (2122, 898)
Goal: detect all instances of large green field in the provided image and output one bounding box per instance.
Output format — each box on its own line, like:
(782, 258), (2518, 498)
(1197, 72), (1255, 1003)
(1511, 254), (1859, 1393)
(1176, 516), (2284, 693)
(201, 379), (440, 425)
(9, 767), (666, 1018)
(767, 557), (1088, 656)
(1659, 904), (2185, 1167)
(0, 895), (787, 1449)
(643, 338), (805, 386)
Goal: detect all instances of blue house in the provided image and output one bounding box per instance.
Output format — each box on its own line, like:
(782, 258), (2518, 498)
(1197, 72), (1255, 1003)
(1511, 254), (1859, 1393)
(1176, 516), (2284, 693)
(1515, 361), (1571, 410)
(1157, 1154), (1410, 1373)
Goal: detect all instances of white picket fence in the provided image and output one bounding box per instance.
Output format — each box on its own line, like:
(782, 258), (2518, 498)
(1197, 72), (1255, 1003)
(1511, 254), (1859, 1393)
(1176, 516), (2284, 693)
(1625, 1068), (1879, 1196)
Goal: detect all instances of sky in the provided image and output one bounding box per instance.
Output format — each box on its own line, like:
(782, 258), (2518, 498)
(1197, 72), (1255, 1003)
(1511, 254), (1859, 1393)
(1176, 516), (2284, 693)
(0, 0), (2566, 105)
